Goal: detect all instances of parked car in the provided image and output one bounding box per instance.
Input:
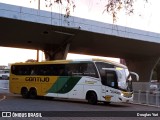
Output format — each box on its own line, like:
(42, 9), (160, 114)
(0, 69), (9, 80)
(150, 80), (160, 94)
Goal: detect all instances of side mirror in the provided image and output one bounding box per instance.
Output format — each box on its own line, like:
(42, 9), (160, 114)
(130, 72), (139, 81)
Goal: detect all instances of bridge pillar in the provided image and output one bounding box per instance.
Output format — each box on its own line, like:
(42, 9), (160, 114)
(126, 57), (160, 82)
(43, 42), (70, 60)
(157, 64), (160, 82)
(126, 57), (160, 91)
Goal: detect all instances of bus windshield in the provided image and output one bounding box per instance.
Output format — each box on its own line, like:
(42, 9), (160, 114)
(116, 67), (132, 91)
(96, 62), (132, 91)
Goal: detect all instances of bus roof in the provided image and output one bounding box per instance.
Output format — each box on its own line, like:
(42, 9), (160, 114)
(92, 58), (127, 68)
(11, 58), (127, 68)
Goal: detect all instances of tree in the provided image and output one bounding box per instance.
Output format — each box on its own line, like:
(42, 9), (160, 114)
(25, 59), (37, 62)
(30, 0), (148, 22)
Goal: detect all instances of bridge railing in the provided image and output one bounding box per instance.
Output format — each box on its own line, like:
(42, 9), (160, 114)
(133, 90), (160, 107)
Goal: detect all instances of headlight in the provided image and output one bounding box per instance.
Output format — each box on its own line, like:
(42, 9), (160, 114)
(121, 93), (124, 96)
(121, 92), (132, 97)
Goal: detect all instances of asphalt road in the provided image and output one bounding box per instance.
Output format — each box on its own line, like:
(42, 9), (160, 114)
(0, 89), (159, 120)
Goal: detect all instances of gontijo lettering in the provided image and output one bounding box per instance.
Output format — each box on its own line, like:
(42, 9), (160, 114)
(25, 77), (49, 82)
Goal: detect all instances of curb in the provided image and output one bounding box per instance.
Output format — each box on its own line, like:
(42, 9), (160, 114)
(131, 102), (160, 108)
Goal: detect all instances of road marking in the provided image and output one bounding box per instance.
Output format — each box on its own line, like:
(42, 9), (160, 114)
(0, 95), (6, 102)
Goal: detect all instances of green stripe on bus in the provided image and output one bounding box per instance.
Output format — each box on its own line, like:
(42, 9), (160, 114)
(47, 76), (81, 94)
(57, 77), (81, 93)
(47, 77), (69, 93)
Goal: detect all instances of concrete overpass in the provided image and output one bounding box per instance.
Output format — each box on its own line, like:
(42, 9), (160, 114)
(0, 3), (160, 83)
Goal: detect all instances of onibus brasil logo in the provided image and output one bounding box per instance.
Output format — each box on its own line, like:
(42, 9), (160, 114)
(1, 112), (42, 118)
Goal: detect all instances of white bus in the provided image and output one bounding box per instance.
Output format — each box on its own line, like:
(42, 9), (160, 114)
(10, 59), (139, 104)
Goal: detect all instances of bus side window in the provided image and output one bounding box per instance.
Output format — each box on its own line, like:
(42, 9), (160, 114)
(82, 63), (98, 78)
(31, 69), (35, 75)
(106, 71), (118, 88)
(11, 66), (16, 75)
(18, 67), (23, 75)
(100, 70), (118, 88)
(14, 65), (21, 75)
(100, 70), (107, 85)
(46, 65), (55, 75)
(66, 65), (72, 76)
(23, 67), (30, 75)
(67, 63), (82, 76)
(52, 64), (67, 76)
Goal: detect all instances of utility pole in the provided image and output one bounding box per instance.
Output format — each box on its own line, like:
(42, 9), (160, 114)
(38, 0), (40, 10)
(37, 50), (39, 62)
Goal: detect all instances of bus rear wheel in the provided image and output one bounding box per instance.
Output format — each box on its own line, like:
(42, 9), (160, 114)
(21, 87), (29, 99)
(87, 92), (97, 105)
(29, 88), (37, 99)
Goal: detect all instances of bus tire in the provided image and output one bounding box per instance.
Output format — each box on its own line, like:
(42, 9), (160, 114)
(44, 97), (53, 100)
(29, 88), (37, 99)
(21, 87), (29, 99)
(87, 91), (97, 105)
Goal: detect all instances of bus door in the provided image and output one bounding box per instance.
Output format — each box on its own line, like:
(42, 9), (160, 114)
(100, 69), (118, 102)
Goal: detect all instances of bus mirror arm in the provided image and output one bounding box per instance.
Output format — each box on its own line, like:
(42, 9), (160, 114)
(129, 72), (139, 81)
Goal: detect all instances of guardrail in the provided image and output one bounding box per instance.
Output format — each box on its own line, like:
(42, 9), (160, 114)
(133, 90), (160, 107)
(0, 80), (9, 90)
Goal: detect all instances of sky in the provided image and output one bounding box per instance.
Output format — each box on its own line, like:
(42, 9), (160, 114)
(0, 47), (120, 66)
(0, 0), (159, 66)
